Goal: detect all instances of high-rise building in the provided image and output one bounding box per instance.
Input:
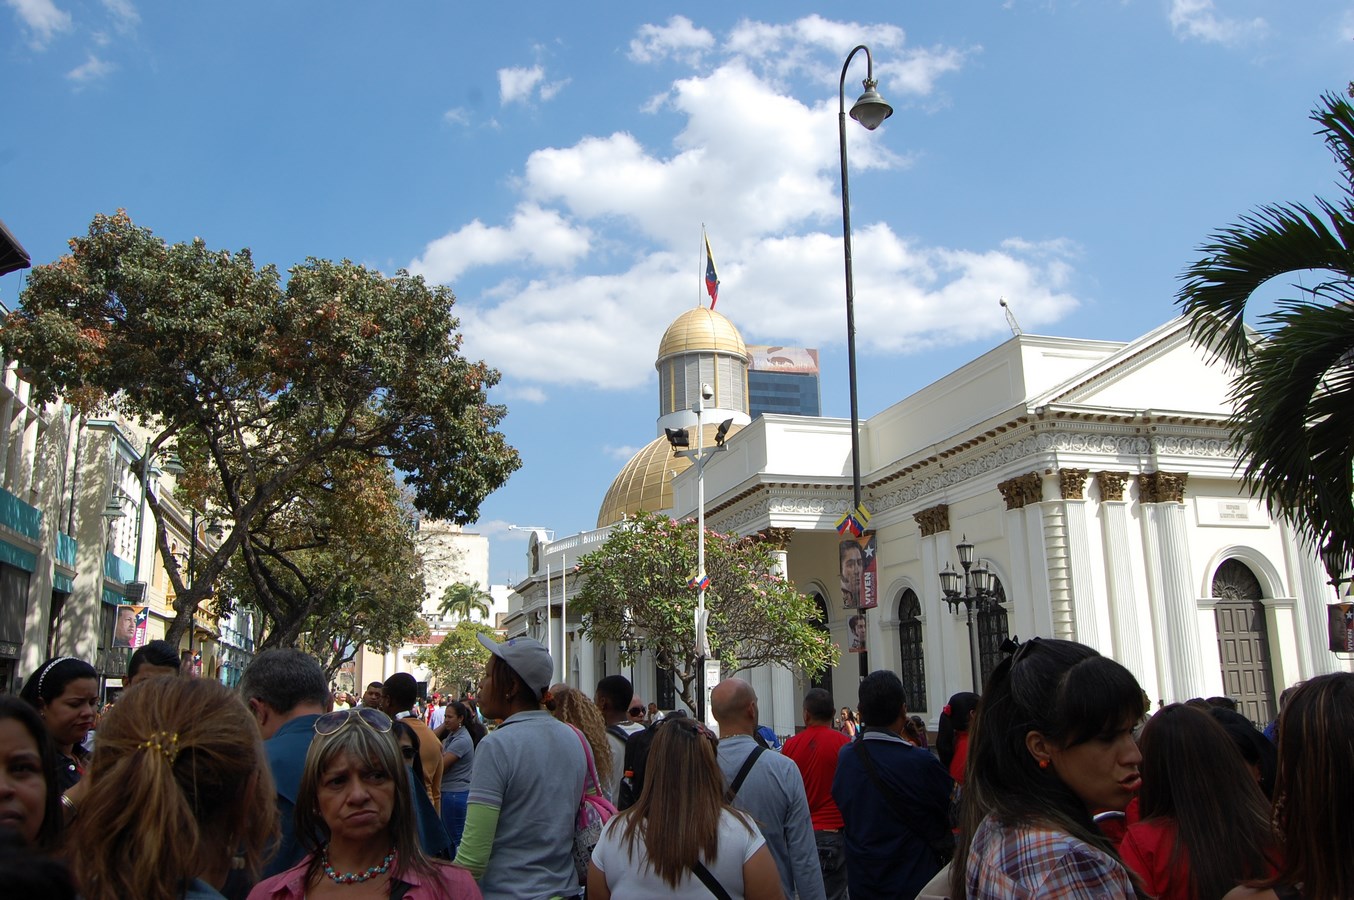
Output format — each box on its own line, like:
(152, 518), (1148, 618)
(747, 345), (821, 418)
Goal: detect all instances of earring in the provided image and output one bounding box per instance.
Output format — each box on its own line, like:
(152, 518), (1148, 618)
(1038, 758), (1050, 769)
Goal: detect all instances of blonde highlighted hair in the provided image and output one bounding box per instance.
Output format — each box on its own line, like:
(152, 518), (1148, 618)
(70, 677), (277, 900)
(548, 685), (613, 788)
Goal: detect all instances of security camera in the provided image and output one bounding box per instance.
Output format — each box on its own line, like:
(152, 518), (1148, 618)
(700, 383), (714, 400)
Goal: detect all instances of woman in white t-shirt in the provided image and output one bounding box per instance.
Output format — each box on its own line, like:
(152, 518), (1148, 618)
(588, 715), (784, 899)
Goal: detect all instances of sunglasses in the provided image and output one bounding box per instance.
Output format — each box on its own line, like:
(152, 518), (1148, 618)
(628, 707), (645, 716)
(314, 707), (393, 736)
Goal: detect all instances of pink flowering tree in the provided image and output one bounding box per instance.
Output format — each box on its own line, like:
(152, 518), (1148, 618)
(574, 510), (836, 713)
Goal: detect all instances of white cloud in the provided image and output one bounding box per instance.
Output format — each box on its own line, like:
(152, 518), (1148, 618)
(443, 108), (470, 126)
(1168, 0), (1266, 45)
(499, 65), (544, 104)
(605, 444), (643, 461)
(6, 0), (72, 46)
(628, 15), (714, 65)
(99, 0), (137, 31)
(410, 203), (592, 285)
(67, 53), (114, 85)
(414, 15), (1077, 390)
(496, 384), (548, 404)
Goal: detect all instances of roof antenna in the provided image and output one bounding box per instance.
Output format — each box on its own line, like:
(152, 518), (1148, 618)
(999, 296), (1023, 337)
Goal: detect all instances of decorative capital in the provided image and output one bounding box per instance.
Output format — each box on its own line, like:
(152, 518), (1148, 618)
(998, 472), (1044, 510)
(1094, 470), (1131, 502)
(914, 504), (950, 537)
(754, 526), (795, 550)
(1138, 471), (1189, 504)
(1058, 468), (1090, 500)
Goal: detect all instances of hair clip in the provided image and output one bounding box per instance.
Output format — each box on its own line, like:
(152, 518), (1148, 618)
(138, 731), (180, 763)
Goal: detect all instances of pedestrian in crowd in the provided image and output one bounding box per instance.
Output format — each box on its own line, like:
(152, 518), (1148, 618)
(838, 707), (858, 739)
(596, 674), (645, 803)
(832, 670), (952, 899)
(547, 684), (614, 802)
(394, 720), (433, 796)
(436, 700), (476, 853)
(385, 673), (445, 814)
(952, 637), (1147, 899)
(246, 705), (480, 900)
(0, 695), (63, 850)
(360, 681), (385, 709)
(711, 678), (825, 900)
(1119, 703), (1277, 900)
(587, 714), (783, 899)
(21, 656), (98, 801)
(646, 701), (664, 724)
(331, 691), (351, 711)
(429, 695), (446, 731)
(937, 692), (979, 786)
(127, 640), (182, 686)
(71, 676), (277, 900)
(454, 634), (584, 898)
(238, 648), (333, 876)
(627, 697), (648, 727)
(907, 714), (930, 750)
(781, 688), (851, 900)
(1225, 672), (1354, 900)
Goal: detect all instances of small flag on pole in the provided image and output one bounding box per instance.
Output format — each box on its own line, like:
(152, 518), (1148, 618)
(704, 234), (720, 308)
(688, 573), (711, 591)
(835, 503), (872, 537)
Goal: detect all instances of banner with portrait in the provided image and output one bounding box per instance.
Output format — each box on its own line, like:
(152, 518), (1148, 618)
(839, 531), (878, 609)
(113, 605), (149, 649)
(847, 611), (868, 654)
(1329, 603), (1354, 653)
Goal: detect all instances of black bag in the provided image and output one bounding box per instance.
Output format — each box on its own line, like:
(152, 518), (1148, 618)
(852, 739), (955, 865)
(612, 723), (656, 811)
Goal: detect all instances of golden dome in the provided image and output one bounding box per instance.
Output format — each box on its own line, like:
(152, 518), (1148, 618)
(656, 307), (749, 362)
(596, 422), (745, 528)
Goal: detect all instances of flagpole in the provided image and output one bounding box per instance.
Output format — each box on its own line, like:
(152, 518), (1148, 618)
(699, 225), (705, 308)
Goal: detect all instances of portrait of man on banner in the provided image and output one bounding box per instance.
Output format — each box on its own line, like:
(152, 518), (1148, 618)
(839, 532), (879, 610)
(113, 604), (137, 649)
(848, 613), (867, 653)
(1329, 603), (1354, 653)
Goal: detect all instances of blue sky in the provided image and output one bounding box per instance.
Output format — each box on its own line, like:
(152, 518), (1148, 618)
(3, 1), (1351, 587)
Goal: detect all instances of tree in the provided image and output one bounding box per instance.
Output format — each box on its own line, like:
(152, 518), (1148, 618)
(573, 510), (836, 712)
(411, 619), (496, 696)
(1, 211), (520, 643)
(1177, 89), (1354, 586)
(437, 581), (492, 622)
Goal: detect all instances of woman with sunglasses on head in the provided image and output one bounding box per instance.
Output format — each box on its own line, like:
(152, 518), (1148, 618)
(247, 705), (479, 899)
(454, 635), (586, 899)
(952, 637), (1149, 899)
(587, 715), (783, 899)
(1119, 703), (1277, 900)
(71, 676), (277, 900)
(1225, 672), (1354, 900)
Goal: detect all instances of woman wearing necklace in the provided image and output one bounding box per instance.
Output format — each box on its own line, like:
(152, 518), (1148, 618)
(248, 706), (480, 900)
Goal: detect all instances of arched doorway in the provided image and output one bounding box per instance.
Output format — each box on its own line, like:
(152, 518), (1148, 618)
(1212, 559), (1277, 724)
(897, 589), (926, 713)
(976, 577), (1009, 690)
(809, 592), (834, 702)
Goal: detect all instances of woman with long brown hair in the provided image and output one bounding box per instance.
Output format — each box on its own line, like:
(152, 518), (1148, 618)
(70, 676), (277, 900)
(247, 706), (478, 899)
(1121, 703), (1277, 899)
(587, 715), (783, 899)
(1225, 672), (1354, 900)
(547, 684), (613, 799)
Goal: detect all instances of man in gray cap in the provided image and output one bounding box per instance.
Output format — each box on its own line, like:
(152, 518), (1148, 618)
(454, 634), (586, 898)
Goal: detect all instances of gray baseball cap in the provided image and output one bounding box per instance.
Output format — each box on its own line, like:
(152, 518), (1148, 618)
(478, 633), (553, 700)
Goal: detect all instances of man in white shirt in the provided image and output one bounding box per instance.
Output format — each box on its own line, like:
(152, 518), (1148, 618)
(596, 674), (646, 803)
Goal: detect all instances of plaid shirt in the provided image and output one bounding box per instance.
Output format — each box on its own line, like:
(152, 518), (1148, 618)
(967, 815), (1137, 899)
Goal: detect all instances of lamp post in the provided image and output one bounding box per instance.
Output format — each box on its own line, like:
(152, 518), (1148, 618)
(837, 45), (893, 517)
(938, 535), (1000, 692)
(664, 383), (733, 725)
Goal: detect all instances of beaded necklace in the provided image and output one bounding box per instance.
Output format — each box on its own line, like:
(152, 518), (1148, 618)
(320, 846), (396, 885)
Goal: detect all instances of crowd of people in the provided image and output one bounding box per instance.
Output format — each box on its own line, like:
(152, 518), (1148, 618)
(1, 632), (1352, 899)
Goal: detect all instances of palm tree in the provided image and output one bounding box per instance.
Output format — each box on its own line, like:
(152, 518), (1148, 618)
(438, 580), (493, 623)
(1178, 88), (1354, 589)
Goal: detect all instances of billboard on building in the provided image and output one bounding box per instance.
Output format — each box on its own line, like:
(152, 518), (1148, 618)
(839, 532), (878, 610)
(113, 605), (149, 649)
(747, 345), (819, 375)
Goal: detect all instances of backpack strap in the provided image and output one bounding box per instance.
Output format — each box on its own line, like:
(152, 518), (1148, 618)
(691, 860), (734, 900)
(606, 724), (632, 743)
(727, 745), (765, 799)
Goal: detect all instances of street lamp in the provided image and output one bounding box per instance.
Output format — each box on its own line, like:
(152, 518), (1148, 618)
(939, 535), (1000, 692)
(664, 382), (731, 725)
(837, 44), (893, 521)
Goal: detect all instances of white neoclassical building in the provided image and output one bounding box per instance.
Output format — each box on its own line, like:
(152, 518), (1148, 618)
(506, 307), (1348, 736)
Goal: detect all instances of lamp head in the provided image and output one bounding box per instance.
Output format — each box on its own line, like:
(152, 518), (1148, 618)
(715, 417), (733, 447)
(664, 427), (690, 451)
(849, 79), (893, 131)
(938, 563), (961, 598)
(956, 535), (975, 568)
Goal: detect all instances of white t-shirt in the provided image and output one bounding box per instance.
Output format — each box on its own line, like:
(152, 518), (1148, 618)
(591, 808), (766, 898)
(429, 704), (446, 730)
(606, 721), (648, 803)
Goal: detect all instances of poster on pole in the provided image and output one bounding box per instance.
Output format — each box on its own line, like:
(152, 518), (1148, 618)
(1329, 603), (1354, 653)
(848, 611), (868, 653)
(839, 531), (878, 609)
(113, 605), (149, 649)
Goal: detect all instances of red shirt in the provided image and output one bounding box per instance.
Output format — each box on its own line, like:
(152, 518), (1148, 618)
(782, 723), (850, 831)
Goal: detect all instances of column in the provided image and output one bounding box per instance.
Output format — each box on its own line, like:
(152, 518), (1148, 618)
(1096, 471), (1151, 692)
(914, 504), (956, 708)
(998, 473), (1050, 639)
(758, 527), (799, 734)
(1139, 472), (1206, 700)
(1280, 520), (1341, 677)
